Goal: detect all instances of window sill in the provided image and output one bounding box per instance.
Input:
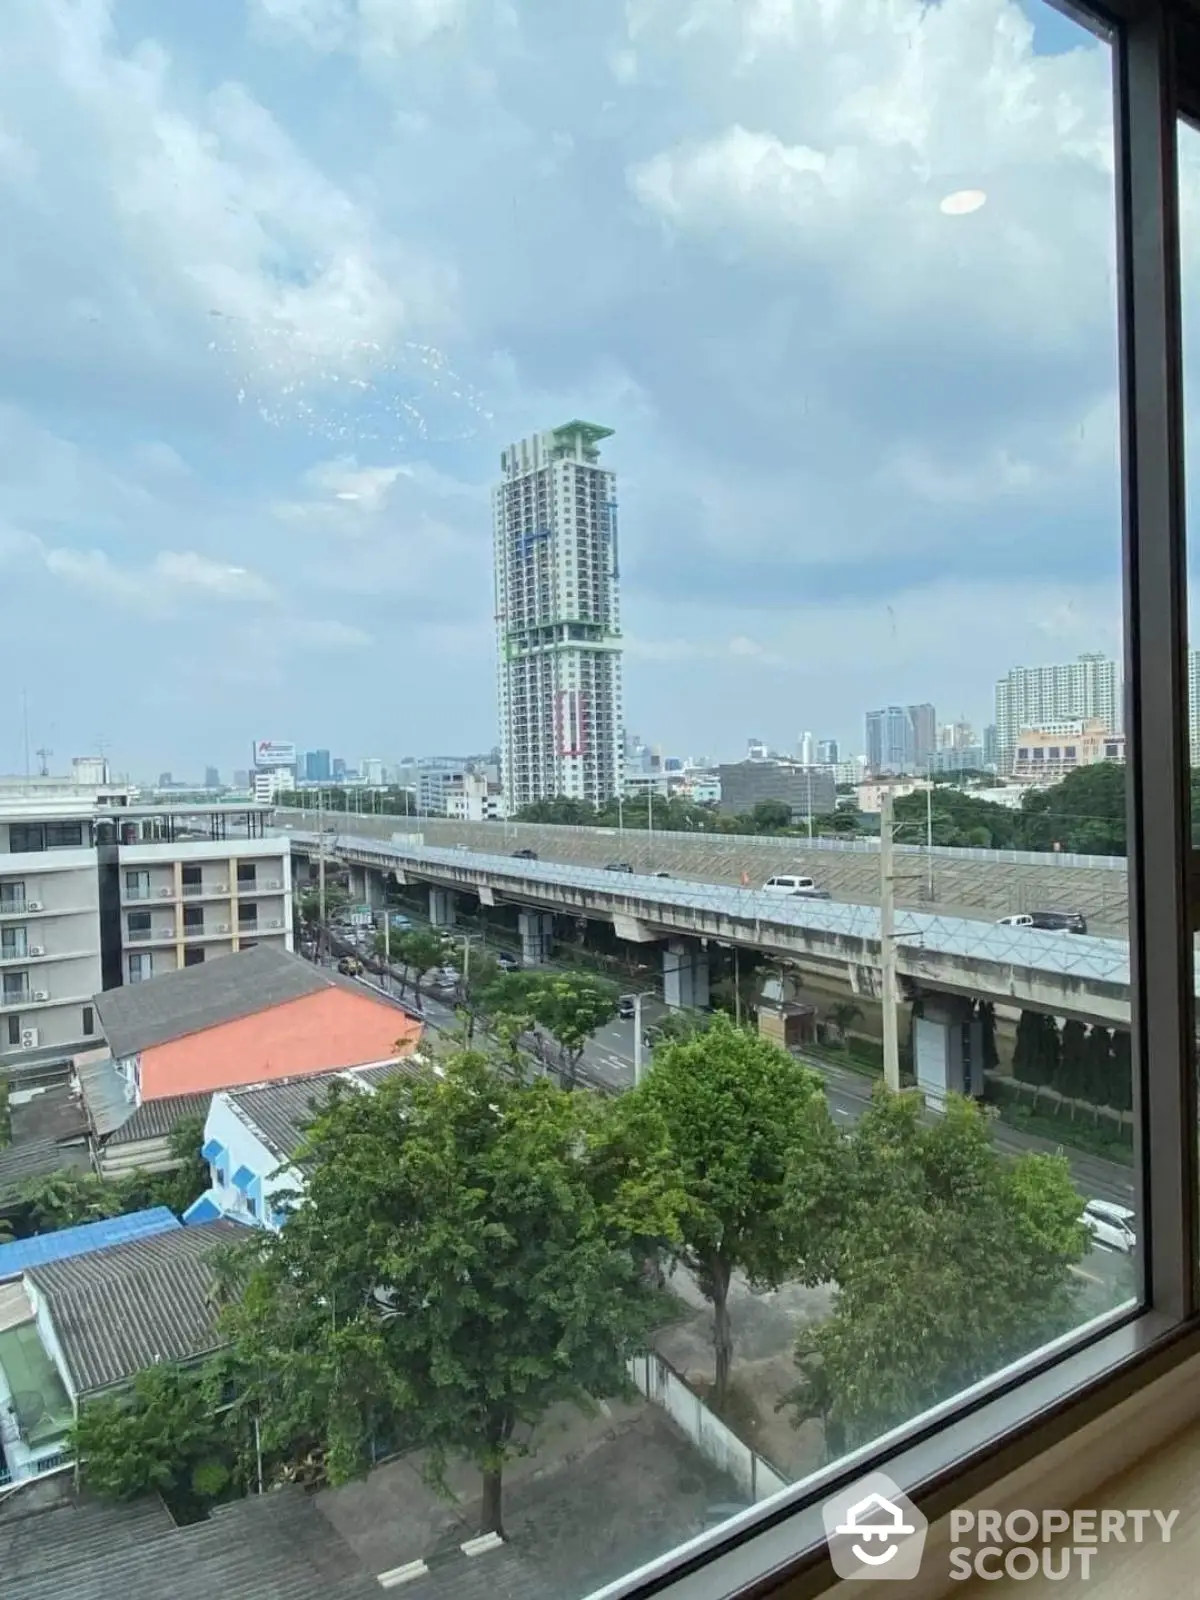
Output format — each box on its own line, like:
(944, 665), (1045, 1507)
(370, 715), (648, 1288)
(594, 1312), (1200, 1600)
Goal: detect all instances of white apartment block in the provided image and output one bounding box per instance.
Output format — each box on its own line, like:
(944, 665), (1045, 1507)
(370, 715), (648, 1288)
(994, 653), (1121, 773)
(494, 421), (623, 809)
(0, 785), (292, 1061)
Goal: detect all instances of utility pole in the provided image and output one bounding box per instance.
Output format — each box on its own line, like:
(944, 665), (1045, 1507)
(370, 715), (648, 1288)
(880, 789), (900, 1091)
(926, 780), (934, 900)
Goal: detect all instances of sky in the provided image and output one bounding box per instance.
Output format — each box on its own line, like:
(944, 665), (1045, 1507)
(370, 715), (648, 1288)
(2, 0), (1196, 778)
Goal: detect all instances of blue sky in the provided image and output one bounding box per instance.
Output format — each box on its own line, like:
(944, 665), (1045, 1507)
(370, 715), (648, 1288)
(0, 0), (1149, 776)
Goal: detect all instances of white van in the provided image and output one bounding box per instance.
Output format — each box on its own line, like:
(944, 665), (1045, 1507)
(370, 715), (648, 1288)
(761, 874), (819, 896)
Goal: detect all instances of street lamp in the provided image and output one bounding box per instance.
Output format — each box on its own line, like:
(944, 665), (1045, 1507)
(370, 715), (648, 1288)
(630, 990), (657, 1086)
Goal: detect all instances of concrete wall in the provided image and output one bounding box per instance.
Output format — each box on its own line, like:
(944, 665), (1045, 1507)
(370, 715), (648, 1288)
(282, 810), (1129, 932)
(627, 1351), (788, 1504)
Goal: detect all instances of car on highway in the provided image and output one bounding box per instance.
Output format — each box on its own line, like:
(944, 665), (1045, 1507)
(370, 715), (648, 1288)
(653, 870), (671, 878)
(618, 995), (637, 1019)
(495, 950), (521, 972)
(606, 861), (635, 873)
(761, 874), (822, 896)
(512, 848), (538, 860)
(429, 965), (461, 989)
(337, 956), (363, 977)
(997, 910), (1088, 934)
(1082, 1199), (1136, 1253)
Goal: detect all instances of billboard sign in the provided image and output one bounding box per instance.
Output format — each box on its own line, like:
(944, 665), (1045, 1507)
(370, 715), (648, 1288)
(253, 740), (297, 769)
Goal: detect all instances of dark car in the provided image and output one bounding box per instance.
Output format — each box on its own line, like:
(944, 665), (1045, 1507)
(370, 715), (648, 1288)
(998, 910), (1088, 935)
(618, 995), (637, 1019)
(495, 950), (521, 972)
(512, 847), (538, 860)
(653, 870), (671, 878)
(605, 861), (635, 873)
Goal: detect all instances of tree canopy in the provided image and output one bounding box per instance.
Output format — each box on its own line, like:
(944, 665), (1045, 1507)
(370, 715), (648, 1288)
(477, 970), (619, 1089)
(631, 1017), (841, 1410)
(221, 1054), (680, 1534)
(784, 1090), (1089, 1455)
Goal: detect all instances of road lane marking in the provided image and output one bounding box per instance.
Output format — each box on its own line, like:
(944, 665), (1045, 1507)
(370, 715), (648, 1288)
(1069, 1265), (1106, 1286)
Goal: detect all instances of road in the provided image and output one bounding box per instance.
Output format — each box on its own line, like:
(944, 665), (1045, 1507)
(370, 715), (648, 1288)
(323, 934), (1137, 1312)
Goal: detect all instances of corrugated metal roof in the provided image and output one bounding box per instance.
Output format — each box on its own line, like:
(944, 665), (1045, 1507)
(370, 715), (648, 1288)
(1, 1487), (381, 1600)
(401, 1545), (558, 1600)
(74, 1056), (137, 1138)
(93, 945), (333, 1060)
(0, 1207), (180, 1280)
(26, 1219), (239, 1395)
(105, 1091), (212, 1148)
(227, 1058), (426, 1165)
(0, 1139), (92, 1199)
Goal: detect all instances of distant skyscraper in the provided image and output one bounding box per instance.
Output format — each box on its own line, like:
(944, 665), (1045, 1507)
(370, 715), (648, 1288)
(157, 771), (172, 789)
(994, 654), (1120, 773)
(494, 421), (623, 808)
(304, 749), (331, 783)
(747, 738), (769, 761)
(865, 706), (935, 774)
(204, 766), (220, 789)
(332, 757), (346, 782)
(816, 739), (839, 765)
(983, 724), (999, 768)
(907, 703), (936, 770)
(798, 731), (815, 766)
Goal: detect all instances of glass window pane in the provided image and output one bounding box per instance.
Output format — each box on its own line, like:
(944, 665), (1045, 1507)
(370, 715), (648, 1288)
(0, 0), (1142, 1592)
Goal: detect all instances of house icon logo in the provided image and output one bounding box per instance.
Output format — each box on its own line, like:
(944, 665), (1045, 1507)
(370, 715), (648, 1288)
(822, 1471), (928, 1581)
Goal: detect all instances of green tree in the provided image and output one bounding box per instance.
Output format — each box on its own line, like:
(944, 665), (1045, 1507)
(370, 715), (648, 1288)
(222, 1054), (680, 1535)
(1110, 1029), (1133, 1113)
(1081, 1026), (1116, 1108)
(1059, 1019), (1087, 1101)
(478, 971), (618, 1090)
(631, 1017), (841, 1411)
(297, 885), (349, 927)
(825, 1001), (862, 1048)
(785, 1090), (1089, 1455)
(749, 799), (794, 834)
(71, 1358), (245, 1506)
(0, 1077), (10, 1148)
(976, 1002), (999, 1076)
(1019, 763), (1126, 856)
(395, 929), (451, 1009)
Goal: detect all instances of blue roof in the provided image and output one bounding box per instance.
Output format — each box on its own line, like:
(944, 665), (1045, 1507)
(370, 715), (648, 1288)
(0, 1207), (181, 1279)
(181, 1193), (223, 1225)
(201, 1138), (226, 1164)
(231, 1166), (256, 1193)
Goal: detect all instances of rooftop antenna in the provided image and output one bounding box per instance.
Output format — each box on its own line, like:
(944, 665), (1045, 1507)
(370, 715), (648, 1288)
(22, 690), (30, 778)
(35, 747), (52, 778)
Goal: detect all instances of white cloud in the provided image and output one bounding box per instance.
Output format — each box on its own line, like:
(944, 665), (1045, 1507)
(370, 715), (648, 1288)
(41, 544), (275, 613)
(252, 0), (469, 56)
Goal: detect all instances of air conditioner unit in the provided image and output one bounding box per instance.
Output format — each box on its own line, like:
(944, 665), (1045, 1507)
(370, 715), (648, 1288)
(159, 887), (173, 898)
(28, 944), (45, 957)
(215, 884), (229, 893)
(26, 900), (42, 912)
(214, 923), (230, 934)
(32, 990), (49, 1002)
(19, 1027), (39, 1048)
(266, 919), (282, 929)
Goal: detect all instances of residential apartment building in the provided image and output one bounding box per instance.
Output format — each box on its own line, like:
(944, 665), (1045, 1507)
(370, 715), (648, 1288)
(864, 704), (937, 774)
(994, 653), (1121, 772)
(0, 785), (292, 1061)
(494, 420), (623, 808)
(1011, 718), (1126, 784)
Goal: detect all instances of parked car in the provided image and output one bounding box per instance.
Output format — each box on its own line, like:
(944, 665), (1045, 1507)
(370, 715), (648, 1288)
(618, 995), (637, 1020)
(1082, 1199), (1137, 1253)
(761, 874), (820, 896)
(997, 910), (1088, 934)
(337, 956), (363, 977)
(605, 861), (635, 873)
(429, 965), (461, 988)
(653, 870), (671, 878)
(512, 848), (538, 860)
(495, 950), (521, 972)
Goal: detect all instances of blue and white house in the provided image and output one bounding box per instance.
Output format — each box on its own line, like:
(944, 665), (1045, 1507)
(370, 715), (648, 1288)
(185, 1060), (425, 1232)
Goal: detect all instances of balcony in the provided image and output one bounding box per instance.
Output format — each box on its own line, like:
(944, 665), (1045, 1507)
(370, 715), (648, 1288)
(183, 921), (232, 940)
(1, 983), (47, 1009)
(127, 925), (175, 944)
(182, 882), (231, 899)
(0, 898), (32, 918)
(237, 878), (284, 894)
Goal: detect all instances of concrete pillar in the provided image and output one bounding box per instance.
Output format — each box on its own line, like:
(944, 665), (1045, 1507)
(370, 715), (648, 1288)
(911, 993), (982, 1110)
(518, 911), (554, 966)
(364, 870), (384, 909)
(348, 866), (366, 904)
(663, 938), (710, 1012)
(429, 888), (456, 929)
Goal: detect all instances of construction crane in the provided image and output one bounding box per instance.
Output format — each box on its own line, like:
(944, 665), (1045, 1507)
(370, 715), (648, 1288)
(35, 746), (52, 778)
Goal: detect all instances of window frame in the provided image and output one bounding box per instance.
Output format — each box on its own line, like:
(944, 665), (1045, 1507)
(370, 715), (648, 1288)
(604, 4), (1200, 1597)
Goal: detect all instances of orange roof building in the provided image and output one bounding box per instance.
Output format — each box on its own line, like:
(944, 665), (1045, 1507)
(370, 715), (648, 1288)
(92, 945), (421, 1103)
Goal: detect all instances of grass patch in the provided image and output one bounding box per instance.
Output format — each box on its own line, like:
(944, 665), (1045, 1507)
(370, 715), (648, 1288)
(986, 1082), (1134, 1166)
